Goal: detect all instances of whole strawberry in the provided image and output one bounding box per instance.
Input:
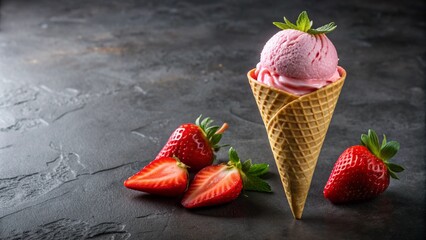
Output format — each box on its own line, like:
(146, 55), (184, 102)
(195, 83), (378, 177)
(324, 129), (404, 204)
(156, 116), (228, 171)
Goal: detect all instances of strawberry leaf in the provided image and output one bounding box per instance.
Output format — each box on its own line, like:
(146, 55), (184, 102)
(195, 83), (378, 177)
(381, 134), (387, 148)
(195, 115), (202, 126)
(359, 129), (404, 180)
(242, 159), (252, 173)
(210, 134), (222, 146)
(228, 148), (272, 193)
(241, 174), (272, 193)
(361, 129), (383, 157)
(380, 141), (400, 161)
(387, 162), (404, 173)
(241, 159), (269, 176)
(388, 170), (399, 180)
(228, 147), (241, 166)
(206, 126), (220, 139)
(200, 117), (211, 129)
(368, 129), (380, 156)
(195, 116), (228, 152)
(361, 133), (369, 147)
(247, 163), (269, 177)
(214, 143), (229, 152)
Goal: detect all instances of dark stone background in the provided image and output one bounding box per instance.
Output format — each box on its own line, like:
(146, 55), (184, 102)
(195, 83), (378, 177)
(0, 0), (424, 239)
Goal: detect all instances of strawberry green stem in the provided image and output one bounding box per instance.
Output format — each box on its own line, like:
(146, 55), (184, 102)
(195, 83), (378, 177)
(227, 147), (272, 193)
(173, 156), (189, 169)
(215, 123), (229, 135)
(360, 129), (404, 179)
(195, 115), (228, 152)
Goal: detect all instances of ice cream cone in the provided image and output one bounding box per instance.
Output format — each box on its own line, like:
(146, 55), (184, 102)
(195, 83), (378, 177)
(247, 67), (346, 219)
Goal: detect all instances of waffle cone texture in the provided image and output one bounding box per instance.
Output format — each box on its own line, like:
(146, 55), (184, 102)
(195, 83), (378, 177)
(248, 67), (346, 219)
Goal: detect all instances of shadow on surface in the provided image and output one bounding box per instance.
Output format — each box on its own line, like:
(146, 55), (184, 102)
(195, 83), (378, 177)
(288, 191), (423, 240)
(182, 191), (277, 219)
(128, 189), (278, 219)
(131, 193), (182, 209)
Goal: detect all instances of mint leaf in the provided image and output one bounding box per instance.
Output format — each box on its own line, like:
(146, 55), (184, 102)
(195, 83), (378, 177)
(307, 22), (337, 34)
(296, 11), (312, 32)
(273, 11), (336, 35)
(283, 16), (298, 29)
(248, 163), (269, 177)
(273, 22), (291, 30)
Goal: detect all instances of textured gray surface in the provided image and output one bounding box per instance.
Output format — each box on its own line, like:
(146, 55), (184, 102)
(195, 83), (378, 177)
(0, 0), (425, 239)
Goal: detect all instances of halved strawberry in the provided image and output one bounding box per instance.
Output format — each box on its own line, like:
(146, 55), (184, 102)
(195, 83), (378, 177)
(181, 147), (271, 208)
(156, 116), (228, 171)
(124, 157), (189, 197)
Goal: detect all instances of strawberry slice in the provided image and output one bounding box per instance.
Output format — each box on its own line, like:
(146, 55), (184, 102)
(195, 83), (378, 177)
(124, 157), (189, 197)
(156, 116), (228, 171)
(181, 147), (272, 208)
(181, 165), (242, 208)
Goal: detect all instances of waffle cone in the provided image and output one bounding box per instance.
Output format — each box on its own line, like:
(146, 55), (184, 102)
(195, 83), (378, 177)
(248, 67), (346, 219)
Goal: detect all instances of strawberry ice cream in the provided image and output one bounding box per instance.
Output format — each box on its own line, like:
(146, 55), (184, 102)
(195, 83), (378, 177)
(254, 17), (341, 96)
(247, 11), (347, 220)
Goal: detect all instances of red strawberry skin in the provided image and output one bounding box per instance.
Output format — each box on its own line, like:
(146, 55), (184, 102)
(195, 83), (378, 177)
(324, 145), (390, 203)
(156, 124), (214, 171)
(181, 165), (243, 208)
(124, 157), (188, 197)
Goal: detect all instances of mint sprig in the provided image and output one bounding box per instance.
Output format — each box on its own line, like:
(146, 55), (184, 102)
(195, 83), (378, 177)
(228, 147), (272, 193)
(360, 129), (404, 179)
(273, 11), (337, 34)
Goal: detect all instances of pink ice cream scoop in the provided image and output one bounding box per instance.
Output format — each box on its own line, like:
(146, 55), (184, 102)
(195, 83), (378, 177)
(255, 13), (341, 96)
